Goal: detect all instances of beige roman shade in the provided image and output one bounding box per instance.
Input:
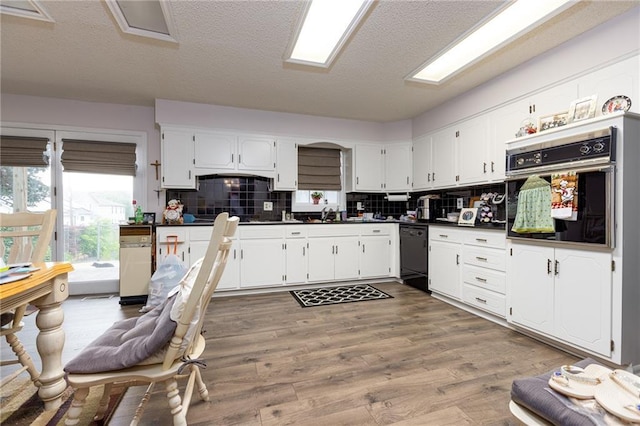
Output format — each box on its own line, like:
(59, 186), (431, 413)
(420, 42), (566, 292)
(298, 147), (341, 191)
(0, 135), (50, 167)
(61, 139), (137, 176)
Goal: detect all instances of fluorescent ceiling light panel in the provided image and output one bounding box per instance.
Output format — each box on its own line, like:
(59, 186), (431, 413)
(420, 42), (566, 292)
(0, 0), (53, 22)
(408, 0), (573, 84)
(286, 0), (373, 68)
(105, 0), (177, 43)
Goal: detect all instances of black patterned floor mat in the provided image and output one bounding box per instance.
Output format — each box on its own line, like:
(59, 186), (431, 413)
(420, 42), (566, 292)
(290, 284), (392, 307)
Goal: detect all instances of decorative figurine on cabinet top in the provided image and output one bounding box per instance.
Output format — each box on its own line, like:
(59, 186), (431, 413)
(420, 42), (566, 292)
(163, 199), (184, 224)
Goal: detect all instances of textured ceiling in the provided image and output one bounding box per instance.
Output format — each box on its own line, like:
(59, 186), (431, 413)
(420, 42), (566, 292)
(1, 1), (637, 123)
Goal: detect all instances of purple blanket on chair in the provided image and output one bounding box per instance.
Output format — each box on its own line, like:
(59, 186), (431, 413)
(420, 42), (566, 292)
(64, 296), (177, 374)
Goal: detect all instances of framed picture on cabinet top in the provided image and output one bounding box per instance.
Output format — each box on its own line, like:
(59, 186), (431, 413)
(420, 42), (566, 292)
(143, 212), (156, 224)
(568, 95), (598, 123)
(538, 111), (569, 132)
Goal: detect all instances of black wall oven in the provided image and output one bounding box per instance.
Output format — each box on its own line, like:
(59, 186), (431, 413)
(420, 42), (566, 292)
(505, 127), (616, 248)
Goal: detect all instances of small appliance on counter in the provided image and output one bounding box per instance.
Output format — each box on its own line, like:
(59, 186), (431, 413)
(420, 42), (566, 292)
(416, 195), (441, 222)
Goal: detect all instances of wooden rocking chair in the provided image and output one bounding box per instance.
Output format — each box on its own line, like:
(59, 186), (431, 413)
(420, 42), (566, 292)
(64, 212), (239, 426)
(0, 209), (57, 386)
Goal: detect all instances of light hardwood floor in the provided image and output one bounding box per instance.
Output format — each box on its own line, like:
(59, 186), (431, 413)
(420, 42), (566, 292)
(2, 282), (579, 425)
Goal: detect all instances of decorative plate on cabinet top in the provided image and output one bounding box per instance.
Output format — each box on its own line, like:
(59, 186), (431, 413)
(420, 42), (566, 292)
(602, 95), (631, 114)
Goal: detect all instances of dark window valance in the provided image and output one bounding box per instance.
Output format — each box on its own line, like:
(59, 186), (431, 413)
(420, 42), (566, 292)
(61, 139), (137, 176)
(298, 147), (341, 191)
(0, 135), (49, 167)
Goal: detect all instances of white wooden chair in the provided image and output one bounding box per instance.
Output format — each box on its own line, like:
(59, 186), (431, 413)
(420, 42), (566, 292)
(0, 209), (57, 386)
(64, 212), (239, 426)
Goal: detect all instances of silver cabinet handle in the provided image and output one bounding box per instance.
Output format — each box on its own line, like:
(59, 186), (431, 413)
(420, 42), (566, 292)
(475, 238), (487, 243)
(476, 256), (488, 261)
(555, 260), (559, 276)
(456, 254), (459, 265)
(475, 297), (487, 304)
(547, 259), (552, 274)
(439, 234), (448, 238)
(475, 277), (487, 282)
(291, 231), (301, 235)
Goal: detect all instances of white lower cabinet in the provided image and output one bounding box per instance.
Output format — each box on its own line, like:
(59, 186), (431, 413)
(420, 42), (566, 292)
(307, 236), (360, 282)
(508, 242), (612, 356)
(428, 228), (463, 299)
(429, 227), (507, 315)
(461, 230), (506, 317)
(359, 235), (391, 278)
(157, 223), (396, 291)
(284, 226), (307, 285)
(238, 226), (285, 288)
(218, 238), (240, 290)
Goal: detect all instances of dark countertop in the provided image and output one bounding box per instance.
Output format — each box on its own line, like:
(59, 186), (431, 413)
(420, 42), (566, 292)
(148, 219), (507, 231)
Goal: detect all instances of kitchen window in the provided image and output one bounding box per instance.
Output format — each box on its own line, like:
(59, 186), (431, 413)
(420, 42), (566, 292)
(292, 190), (340, 212)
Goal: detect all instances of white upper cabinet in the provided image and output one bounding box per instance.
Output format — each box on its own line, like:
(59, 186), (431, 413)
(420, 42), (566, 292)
(237, 135), (276, 172)
(411, 134), (432, 190)
(383, 143), (412, 191)
(194, 131), (236, 170)
(161, 128), (195, 189)
(430, 127), (457, 189)
(353, 144), (384, 191)
(161, 127), (276, 187)
(456, 116), (490, 185)
(273, 139), (298, 191)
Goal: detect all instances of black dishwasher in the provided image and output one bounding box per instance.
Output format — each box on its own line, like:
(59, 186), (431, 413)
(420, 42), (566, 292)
(399, 223), (429, 293)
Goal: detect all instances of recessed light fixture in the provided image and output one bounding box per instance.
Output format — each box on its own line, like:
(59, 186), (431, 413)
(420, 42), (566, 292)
(0, 0), (53, 22)
(407, 0), (573, 84)
(285, 0), (373, 68)
(105, 0), (177, 43)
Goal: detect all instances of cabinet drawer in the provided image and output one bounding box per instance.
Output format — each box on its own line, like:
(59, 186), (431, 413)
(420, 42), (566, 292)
(285, 226), (307, 238)
(307, 225), (359, 237)
(463, 246), (505, 271)
(360, 225), (391, 236)
(462, 284), (506, 317)
(189, 226), (213, 241)
(156, 227), (188, 243)
(239, 226), (285, 239)
(462, 264), (506, 294)
(429, 227), (462, 243)
(462, 230), (506, 248)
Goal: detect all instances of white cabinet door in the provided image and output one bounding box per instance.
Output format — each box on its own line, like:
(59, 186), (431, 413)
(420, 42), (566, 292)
(239, 239), (284, 288)
(430, 127), (456, 189)
(334, 236), (360, 281)
(354, 144), (383, 191)
(274, 139), (298, 191)
(384, 143), (412, 191)
(412, 135), (432, 190)
(456, 117), (489, 185)
(161, 128), (195, 189)
(285, 238), (307, 284)
(156, 227), (188, 268)
(428, 240), (461, 299)
(508, 243), (554, 335)
(307, 238), (336, 282)
(238, 135), (275, 172)
(553, 248), (612, 355)
(359, 235), (390, 279)
(194, 132), (236, 170)
(527, 81), (578, 119)
(218, 238), (240, 290)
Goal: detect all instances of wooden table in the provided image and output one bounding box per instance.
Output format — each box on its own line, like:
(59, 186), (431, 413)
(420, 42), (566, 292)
(0, 262), (73, 410)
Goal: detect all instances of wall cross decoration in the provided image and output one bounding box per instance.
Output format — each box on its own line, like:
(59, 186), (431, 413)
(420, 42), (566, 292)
(150, 160), (161, 180)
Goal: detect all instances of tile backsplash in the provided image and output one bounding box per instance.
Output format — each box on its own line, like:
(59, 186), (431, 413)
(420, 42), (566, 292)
(167, 175), (506, 222)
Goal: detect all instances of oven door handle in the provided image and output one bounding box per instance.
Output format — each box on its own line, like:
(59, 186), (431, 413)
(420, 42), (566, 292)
(505, 164), (615, 181)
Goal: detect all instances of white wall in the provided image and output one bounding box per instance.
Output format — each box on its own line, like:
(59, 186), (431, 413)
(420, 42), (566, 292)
(412, 6), (640, 137)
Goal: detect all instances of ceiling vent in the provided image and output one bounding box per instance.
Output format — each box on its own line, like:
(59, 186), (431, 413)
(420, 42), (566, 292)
(105, 0), (177, 43)
(0, 0), (53, 22)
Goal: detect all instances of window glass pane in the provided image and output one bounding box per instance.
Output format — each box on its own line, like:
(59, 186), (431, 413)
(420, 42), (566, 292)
(0, 165), (53, 261)
(63, 171), (133, 284)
